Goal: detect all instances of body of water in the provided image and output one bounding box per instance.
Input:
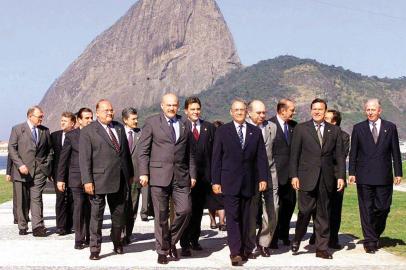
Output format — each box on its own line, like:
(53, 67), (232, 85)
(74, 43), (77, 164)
(0, 155), (7, 171)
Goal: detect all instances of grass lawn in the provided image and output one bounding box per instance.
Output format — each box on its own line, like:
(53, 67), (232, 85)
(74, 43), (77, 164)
(0, 175), (13, 204)
(341, 184), (406, 257)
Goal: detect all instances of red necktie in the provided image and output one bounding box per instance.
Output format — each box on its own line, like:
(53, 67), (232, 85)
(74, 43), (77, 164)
(193, 123), (199, 141)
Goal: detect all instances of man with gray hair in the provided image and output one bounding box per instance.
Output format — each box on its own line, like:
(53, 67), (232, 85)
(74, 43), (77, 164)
(349, 98), (402, 254)
(246, 100), (279, 258)
(8, 105), (53, 236)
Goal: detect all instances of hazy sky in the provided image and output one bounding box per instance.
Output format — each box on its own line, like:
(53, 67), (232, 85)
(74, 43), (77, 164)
(1, 0), (406, 140)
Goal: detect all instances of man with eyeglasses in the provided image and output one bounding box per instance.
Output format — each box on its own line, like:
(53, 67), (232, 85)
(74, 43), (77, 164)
(8, 105), (53, 236)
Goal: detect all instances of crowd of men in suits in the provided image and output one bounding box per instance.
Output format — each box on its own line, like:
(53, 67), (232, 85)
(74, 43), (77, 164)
(5, 95), (403, 266)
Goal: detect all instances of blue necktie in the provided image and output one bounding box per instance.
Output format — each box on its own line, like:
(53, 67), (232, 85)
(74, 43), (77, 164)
(169, 119), (176, 143)
(283, 122), (289, 143)
(31, 126), (37, 144)
(238, 125), (244, 148)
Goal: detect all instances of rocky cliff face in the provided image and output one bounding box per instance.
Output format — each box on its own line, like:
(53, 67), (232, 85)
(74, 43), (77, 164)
(40, 0), (241, 130)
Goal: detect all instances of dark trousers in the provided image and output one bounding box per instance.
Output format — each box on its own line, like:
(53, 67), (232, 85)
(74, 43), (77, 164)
(89, 179), (127, 253)
(54, 183), (73, 232)
(13, 181), (29, 223)
(356, 184), (393, 248)
(151, 182), (191, 255)
(180, 181), (208, 248)
(223, 194), (252, 256)
(294, 176), (331, 251)
(271, 182), (296, 245)
(71, 187), (90, 245)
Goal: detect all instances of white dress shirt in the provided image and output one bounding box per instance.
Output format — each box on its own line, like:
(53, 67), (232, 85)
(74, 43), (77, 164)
(233, 121), (247, 145)
(369, 118), (381, 134)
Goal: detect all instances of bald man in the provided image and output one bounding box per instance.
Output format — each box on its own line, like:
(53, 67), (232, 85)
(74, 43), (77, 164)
(349, 98), (402, 254)
(137, 93), (197, 264)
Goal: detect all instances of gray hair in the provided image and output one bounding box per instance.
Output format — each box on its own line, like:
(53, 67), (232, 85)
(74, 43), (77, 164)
(364, 98), (381, 109)
(26, 105), (43, 117)
(121, 107), (138, 121)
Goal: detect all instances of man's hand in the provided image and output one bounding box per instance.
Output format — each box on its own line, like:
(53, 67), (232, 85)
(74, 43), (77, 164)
(337, 179), (345, 192)
(57, 181), (66, 192)
(18, 165), (29, 175)
(212, 184), (222, 194)
(348, 175), (356, 185)
(84, 183), (94, 195)
(139, 175), (149, 187)
(394, 176), (402, 185)
(5, 175), (12, 182)
(259, 180), (267, 192)
(191, 178), (197, 188)
(291, 177), (300, 191)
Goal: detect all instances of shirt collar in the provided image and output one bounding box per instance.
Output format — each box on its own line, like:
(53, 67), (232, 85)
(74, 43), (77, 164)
(369, 118), (381, 126)
(164, 115), (178, 123)
(124, 126), (133, 134)
(313, 121), (325, 127)
(27, 120), (35, 130)
(189, 119), (201, 127)
(276, 114), (286, 127)
(233, 121), (246, 129)
(98, 120), (112, 129)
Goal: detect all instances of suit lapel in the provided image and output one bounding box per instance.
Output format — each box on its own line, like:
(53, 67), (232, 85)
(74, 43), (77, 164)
(23, 123), (37, 148)
(160, 113), (175, 143)
(244, 124), (254, 150)
(362, 120), (377, 147)
(227, 122), (243, 150)
(113, 123), (123, 154)
(307, 121), (322, 147)
(95, 121), (116, 151)
(376, 119), (387, 147)
(322, 123), (332, 149)
(198, 120), (207, 144)
(271, 116), (289, 146)
(177, 116), (185, 144)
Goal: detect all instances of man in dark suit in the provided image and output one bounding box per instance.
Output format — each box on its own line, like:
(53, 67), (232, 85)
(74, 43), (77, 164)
(289, 98), (345, 259)
(309, 109), (350, 249)
(212, 98), (268, 266)
(269, 98), (297, 248)
(57, 107), (93, 250)
(79, 99), (134, 260)
(349, 98), (402, 254)
(180, 97), (216, 257)
(51, 112), (76, 235)
(121, 107), (148, 245)
(6, 154), (25, 224)
(8, 105), (53, 236)
(137, 93), (196, 264)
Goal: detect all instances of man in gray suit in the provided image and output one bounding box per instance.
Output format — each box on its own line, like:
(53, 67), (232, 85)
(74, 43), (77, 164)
(79, 99), (134, 260)
(137, 93), (197, 265)
(121, 107), (150, 245)
(8, 105), (53, 236)
(246, 100), (279, 258)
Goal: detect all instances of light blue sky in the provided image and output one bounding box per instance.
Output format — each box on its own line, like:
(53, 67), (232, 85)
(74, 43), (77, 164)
(1, 0), (406, 140)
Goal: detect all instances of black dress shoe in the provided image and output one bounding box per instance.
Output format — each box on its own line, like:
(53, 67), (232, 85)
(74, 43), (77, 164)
(157, 254), (168, 264)
(14, 220), (18, 224)
(56, 228), (66, 236)
(219, 224), (227, 231)
(309, 234), (316, 245)
(169, 245), (179, 260)
(33, 227), (47, 237)
(364, 246), (376, 254)
(74, 242), (88, 250)
(191, 243), (203, 250)
(181, 247), (192, 257)
(245, 252), (257, 259)
(19, 229), (28, 235)
(328, 242), (343, 250)
(282, 238), (291, 246)
(257, 245), (270, 257)
(269, 242), (279, 249)
(122, 236), (131, 246)
(291, 241), (300, 253)
(141, 217), (149, 222)
(113, 244), (124, 254)
(210, 223), (218, 229)
(230, 255), (242, 266)
(315, 250), (333, 259)
(89, 252), (100, 260)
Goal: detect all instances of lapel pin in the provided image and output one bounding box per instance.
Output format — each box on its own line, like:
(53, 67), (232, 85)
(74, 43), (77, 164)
(204, 128), (207, 131)
(384, 130), (387, 133)
(249, 132), (253, 135)
(327, 129), (330, 132)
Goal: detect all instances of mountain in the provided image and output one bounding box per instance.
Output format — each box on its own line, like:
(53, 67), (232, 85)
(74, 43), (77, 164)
(140, 56), (406, 138)
(39, 0), (241, 131)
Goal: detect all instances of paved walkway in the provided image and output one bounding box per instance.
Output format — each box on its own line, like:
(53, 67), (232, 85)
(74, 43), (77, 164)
(0, 194), (405, 269)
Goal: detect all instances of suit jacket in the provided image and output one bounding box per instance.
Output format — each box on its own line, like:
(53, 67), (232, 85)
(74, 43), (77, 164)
(79, 120), (134, 194)
(185, 119), (216, 183)
(211, 121), (268, 197)
(127, 127), (142, 181)
(6, 154), (12, 176)
(57, 128), (81, 188)
(137, 113), (197, 187)
(349, 119), (402, 185)
(8, 122), (53, 181)
(335, 130), (350, 180)
(269, 116), (297, 185)
(51, 130), (64, 180)
(289, 120), (345, 192)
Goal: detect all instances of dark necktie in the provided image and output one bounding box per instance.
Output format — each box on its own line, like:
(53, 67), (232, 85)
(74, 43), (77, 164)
(316, 124), (323, 147)
(31, 126), (37, 145)
(169, 119), (176, 143)
(372, 122), (378, 144)
(238, 124), (244, 149)
(283, 121), (289, 143)
(192, 123), (199, 141)
(107, 125), (120, 153)
(128, 130), (133, 151)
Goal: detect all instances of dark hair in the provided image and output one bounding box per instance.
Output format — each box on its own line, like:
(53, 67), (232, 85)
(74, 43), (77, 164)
(61, 112), (76, 123)
(310, 98), (327, 110)
(77, 107), (93, 119)
(122, 107), (138, 120)
(276, 98), (293, 113)
(327, 109), (342, 126)
(212, 120), (224, 128)
(184, 97), (201, 109)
